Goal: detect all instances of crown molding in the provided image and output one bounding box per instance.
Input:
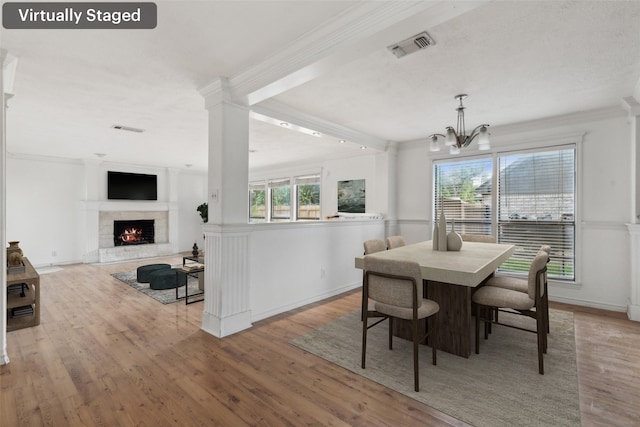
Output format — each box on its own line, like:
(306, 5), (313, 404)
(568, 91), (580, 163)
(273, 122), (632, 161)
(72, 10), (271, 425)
(622, 96), (640, 117)
(397, 105), (624, 153)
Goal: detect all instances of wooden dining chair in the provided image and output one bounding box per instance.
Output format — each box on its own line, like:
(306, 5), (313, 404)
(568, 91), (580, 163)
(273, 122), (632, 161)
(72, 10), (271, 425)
(362, 256), (439, 392)
(472, 250), (549, 374)
(386, 235), (406, 249)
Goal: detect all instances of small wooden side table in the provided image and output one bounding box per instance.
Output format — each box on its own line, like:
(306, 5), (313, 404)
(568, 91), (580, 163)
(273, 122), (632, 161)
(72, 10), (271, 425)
(6, 257), (40, 331)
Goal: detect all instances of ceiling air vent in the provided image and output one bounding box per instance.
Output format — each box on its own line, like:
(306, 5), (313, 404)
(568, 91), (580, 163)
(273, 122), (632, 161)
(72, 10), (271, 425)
(387, 31), (435, 59)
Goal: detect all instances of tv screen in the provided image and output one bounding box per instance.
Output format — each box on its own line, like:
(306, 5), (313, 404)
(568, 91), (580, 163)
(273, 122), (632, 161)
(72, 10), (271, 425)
(107, 171), (157, 200)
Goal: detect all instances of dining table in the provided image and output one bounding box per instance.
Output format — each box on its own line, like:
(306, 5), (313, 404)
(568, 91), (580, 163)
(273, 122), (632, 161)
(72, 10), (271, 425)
(355, 240), (515, 358)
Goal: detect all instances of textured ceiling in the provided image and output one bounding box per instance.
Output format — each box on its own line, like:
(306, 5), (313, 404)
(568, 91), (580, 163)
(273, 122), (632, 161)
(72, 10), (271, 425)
(2, 1), (640, 171)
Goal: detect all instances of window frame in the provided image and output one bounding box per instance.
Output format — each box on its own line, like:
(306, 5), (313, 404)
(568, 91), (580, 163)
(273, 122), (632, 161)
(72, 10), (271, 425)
(268, 178), (292, 221)
(249, 181), (266, 222)
(294, 174), (321, 221)
(430, 135), (582, 284)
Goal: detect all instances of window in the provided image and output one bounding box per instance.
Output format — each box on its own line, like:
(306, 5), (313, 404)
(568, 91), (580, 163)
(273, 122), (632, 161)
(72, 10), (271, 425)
(269, 178), (291, 221)
(295, 175), (320, 220)
(497, 147), (575, 280)
(249, 182), (266, 222)
(433, 157), (493, 235)
(433, 145), (576, 281)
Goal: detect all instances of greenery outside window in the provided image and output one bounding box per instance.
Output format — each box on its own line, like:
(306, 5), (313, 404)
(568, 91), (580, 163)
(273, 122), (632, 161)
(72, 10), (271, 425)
(433, 145), (576, 282)
(269, 178), (291, 221)
(295, 175), (321, 220)
(249, 182), (266, 223)
(433, 157), (493, 235)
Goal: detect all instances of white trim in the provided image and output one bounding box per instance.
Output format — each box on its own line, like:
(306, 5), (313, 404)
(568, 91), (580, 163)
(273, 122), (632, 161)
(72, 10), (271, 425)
(252, 281), (361, 323)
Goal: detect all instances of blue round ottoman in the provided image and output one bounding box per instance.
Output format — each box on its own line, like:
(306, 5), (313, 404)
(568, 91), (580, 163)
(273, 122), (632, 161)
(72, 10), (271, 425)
(149, 268), (187, 290)
(136, 263), (171, 283)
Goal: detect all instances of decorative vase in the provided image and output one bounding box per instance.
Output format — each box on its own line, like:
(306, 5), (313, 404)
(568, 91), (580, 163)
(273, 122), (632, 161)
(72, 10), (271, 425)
(192, 243), (199, 257)
(7, 240), (23, 256)
(438, 205), (447, 251)
(432, 220), (439, 250)
(447, 219), (463, 251)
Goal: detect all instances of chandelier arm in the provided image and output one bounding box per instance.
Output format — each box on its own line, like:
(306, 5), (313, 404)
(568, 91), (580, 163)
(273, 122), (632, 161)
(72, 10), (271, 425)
(461, 124), (490, 147)
(429, 133), (446, 139)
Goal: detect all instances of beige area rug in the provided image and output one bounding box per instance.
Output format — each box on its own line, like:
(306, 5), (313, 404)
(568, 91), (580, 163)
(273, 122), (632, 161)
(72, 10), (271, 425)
(291, 309), (580, 427)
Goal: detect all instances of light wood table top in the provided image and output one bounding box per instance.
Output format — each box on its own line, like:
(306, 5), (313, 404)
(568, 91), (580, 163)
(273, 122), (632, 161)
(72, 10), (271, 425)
(355, 240), (515, 287)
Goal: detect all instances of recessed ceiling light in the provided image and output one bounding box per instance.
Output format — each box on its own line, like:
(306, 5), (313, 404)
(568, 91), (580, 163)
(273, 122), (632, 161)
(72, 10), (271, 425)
(360, 146), (366, 150)
(280, 122), (289, 127)
(312, 131), (321, 137)
(339, 139), (346, 144)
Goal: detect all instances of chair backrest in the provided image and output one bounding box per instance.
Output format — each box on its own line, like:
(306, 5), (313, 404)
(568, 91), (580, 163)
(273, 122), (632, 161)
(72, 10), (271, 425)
(460, 234), (496, 243)
(363, 239), (387, 255)
(539, 244), (551, 254)
(386, 235), (406, 249)
(528, 251), (550, 300)
(364, 256), (422, 308)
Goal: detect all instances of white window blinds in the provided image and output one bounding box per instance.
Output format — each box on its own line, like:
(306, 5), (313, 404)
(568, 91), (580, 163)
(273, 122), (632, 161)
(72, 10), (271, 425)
(497, 147), (575, 280)
(433, 157), (493, 236)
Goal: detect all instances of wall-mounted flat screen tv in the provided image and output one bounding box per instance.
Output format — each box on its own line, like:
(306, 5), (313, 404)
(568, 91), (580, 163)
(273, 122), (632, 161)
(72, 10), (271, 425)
(108, 171), (157, 200)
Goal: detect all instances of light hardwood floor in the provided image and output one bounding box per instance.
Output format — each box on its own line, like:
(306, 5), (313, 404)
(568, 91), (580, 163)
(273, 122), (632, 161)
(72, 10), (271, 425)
(1, 254), (639, 426)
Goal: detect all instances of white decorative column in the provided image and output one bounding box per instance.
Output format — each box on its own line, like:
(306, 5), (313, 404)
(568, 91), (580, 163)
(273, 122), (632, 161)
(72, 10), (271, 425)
(627, 225), (640, 321)
(625, 96), (640, 321)
(199, 78), (252, 337)
(1, 50), (11, 364)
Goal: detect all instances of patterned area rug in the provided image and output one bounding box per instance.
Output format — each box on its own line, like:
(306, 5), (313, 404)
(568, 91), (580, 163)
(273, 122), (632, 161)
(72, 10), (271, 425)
(291, 309), (580, 427)
(111, 268), (203, 304)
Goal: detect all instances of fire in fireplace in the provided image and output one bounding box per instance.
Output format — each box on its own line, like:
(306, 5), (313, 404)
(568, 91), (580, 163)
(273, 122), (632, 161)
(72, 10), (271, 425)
(113, 219), (155, 246)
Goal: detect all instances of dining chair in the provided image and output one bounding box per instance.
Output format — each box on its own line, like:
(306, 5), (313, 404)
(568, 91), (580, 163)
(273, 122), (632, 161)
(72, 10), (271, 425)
(460, 234), (496, 243)
(485, 245), (551, 333)
(361, 239), (387, 320)
(362, 256), (439, 392)
(472, 250), (549, 374)
(364, 239), (387, 255)
(386, 235), (406, 249)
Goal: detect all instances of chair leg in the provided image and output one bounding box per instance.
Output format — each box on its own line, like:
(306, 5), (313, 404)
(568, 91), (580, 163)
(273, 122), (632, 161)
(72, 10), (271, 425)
(413, 318), (419, 392)
(431, 314), (437, 366)
(545, 292), (550, 334)
(483, 307), (489, 340)
(475, 305), (481, 354)
(388, 317), (394, 350)
(536, 309), (544, 375)
(361, 311), (367, 369)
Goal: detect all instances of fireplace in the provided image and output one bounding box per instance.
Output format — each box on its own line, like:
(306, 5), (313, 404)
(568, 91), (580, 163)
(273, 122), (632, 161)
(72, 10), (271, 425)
(113, 219), (155, 246)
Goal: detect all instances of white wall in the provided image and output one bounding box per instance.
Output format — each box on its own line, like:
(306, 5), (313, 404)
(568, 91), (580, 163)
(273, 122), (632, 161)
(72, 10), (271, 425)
(6, 156), (85, 265)
(5, 155), (208, 266)
(396, 108), (632, 312)
(248, 219), (384, 321)
(177, 170), (209, 250)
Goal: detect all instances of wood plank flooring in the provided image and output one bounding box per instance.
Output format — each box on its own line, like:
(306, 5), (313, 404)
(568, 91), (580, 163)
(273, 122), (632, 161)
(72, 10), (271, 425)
(2, 254), (639, 426)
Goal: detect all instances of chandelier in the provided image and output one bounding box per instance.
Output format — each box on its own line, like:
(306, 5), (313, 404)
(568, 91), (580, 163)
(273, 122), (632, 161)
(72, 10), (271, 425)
(429, 94), (490, 154)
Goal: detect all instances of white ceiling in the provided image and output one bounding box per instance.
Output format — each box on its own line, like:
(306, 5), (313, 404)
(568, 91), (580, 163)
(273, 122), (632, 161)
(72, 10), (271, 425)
(2, 1), (640, 172)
